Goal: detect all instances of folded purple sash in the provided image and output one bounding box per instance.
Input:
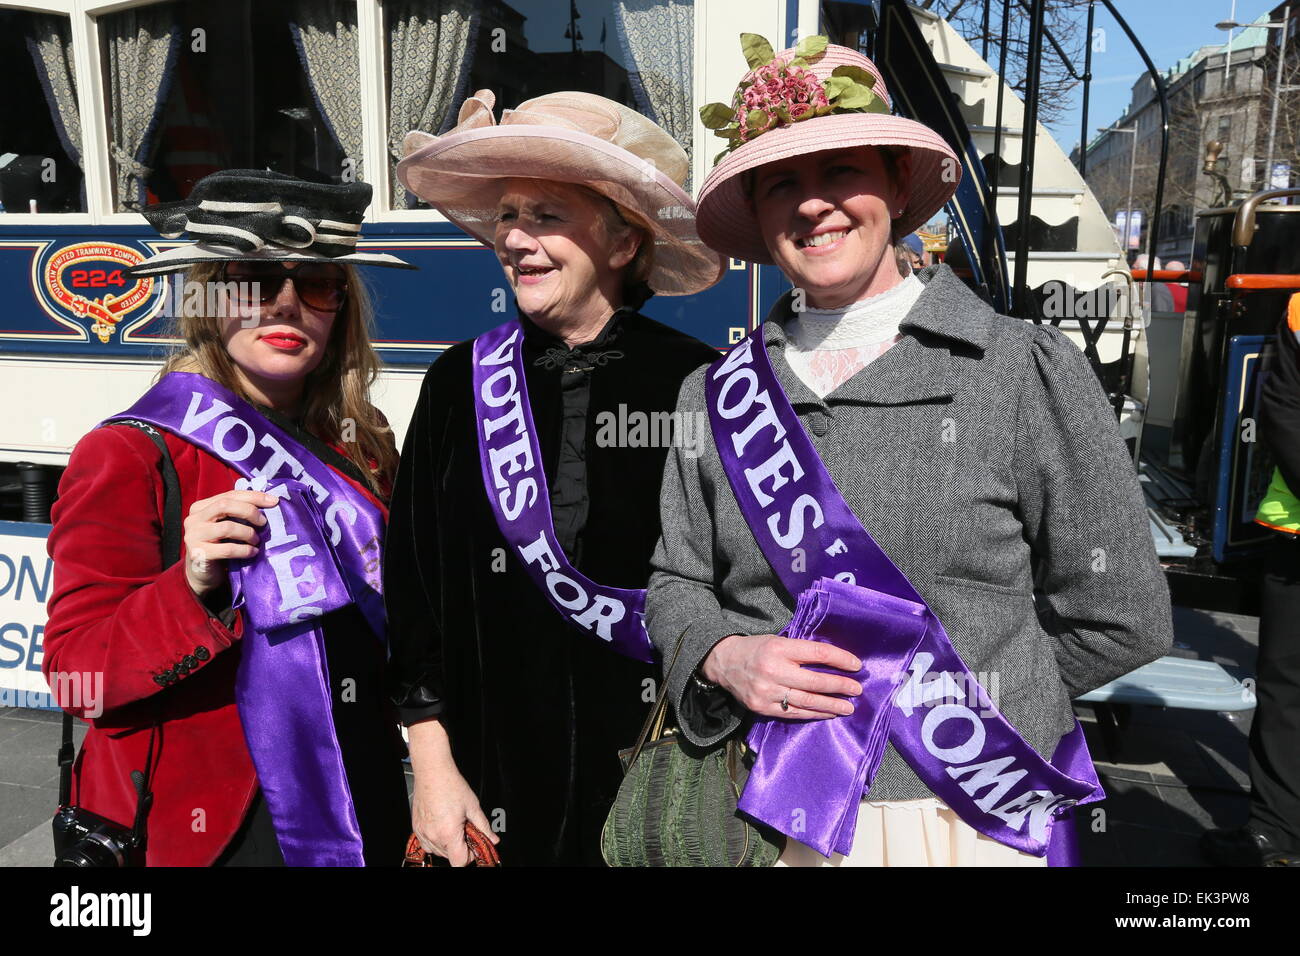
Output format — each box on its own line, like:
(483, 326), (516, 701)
(704, 331), (1103, 861)
(106, 372), (388, 866)
(471, 320), (653, 662)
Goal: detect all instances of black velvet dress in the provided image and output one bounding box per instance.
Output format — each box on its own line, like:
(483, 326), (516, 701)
(385, 308), (719, 866)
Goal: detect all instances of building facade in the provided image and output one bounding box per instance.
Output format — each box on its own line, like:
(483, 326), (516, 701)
(1078, 12), (1296, 263)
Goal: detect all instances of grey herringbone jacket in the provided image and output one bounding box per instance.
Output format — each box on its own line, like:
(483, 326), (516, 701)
(645, 264), (1173, 801)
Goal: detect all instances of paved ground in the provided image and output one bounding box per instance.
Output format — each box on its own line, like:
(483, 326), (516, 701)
(0, 604), (1260, 867)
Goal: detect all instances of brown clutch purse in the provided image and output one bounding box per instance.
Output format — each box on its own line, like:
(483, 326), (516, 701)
(402, 823), (501, 867)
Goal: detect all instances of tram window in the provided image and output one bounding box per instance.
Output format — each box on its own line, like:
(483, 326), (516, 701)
(384, 0), (696, 209)
(100, 0), (360, 212)
(0, 10), (85, 214)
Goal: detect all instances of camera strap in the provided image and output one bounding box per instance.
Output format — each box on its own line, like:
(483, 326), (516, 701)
(57, 420), (179, 851)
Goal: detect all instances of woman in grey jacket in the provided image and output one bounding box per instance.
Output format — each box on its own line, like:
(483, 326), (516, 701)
(645, 37), (1173, 866)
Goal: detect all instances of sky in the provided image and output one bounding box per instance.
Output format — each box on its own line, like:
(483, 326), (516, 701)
(1047, 0), (1281, 153)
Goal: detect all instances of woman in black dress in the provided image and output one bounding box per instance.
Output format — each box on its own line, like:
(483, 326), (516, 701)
(385, 91), (723, 866)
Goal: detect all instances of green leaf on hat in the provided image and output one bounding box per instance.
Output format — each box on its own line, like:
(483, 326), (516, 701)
(823, 76), (853, 100)
(700, 102), (736, 129)
(740, 33), (775, 69)
(747, 108), (773, 131)
(863, 97), (890, 115)
(794, 35), (829, 60)
(788, 56), (808, 69)
(835, 84), (876, 109)
(714, 125), (743, 141)
(830, 64), (877, 88)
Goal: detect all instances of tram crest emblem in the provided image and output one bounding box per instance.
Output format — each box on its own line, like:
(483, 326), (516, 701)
(42, 242), (155, 343)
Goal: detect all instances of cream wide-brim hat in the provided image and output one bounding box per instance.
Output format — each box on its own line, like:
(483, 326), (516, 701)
(695, 44), (961, 265)
(397, 90), (725, 297)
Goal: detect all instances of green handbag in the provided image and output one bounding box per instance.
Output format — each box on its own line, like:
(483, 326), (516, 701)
(601, 629), (784, 867)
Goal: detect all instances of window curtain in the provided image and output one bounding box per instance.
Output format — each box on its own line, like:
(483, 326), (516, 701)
(614, 0), (694, 181)
(290, 1), (365, 183)
(105, 8), (181, 211)
(386, 0), (479, 208)
(24, 15), (82, 173)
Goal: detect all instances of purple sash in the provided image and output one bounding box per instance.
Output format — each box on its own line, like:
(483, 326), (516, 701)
(704, 330), (1103, 861)
(105, 372), (388, 866)
(470, 321), (653, 663)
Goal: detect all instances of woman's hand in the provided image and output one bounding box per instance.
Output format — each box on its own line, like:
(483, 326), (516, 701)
(407, 718), (499, 866)
(181, 489), (280, 597)
(410, 767), (498, 866)
(701, 634), (863, 720)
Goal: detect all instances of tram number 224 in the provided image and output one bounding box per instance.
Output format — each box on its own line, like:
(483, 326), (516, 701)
(69, 269), (128, 289)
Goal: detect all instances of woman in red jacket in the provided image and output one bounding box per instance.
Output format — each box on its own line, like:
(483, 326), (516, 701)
(43, 170), (417, 866)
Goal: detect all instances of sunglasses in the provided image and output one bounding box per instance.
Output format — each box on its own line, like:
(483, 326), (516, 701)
(220, 262), (349, 312)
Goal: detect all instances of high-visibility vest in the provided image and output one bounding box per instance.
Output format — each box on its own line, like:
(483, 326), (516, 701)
(1255, 294), (1300, 535)
(1256, 469), (1300, 535)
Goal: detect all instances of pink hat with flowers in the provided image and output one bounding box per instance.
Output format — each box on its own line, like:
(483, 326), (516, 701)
(695, 35), (961, 265)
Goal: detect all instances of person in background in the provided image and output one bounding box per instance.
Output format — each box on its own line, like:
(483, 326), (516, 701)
(901, 232), (927, 271)
(1164, 259), (1189, 313)
(1133, 253), (1174, 315)
(1202, 293), (1300, 867)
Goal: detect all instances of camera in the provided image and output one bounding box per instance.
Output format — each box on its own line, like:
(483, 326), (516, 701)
(52, 805), (140, 867)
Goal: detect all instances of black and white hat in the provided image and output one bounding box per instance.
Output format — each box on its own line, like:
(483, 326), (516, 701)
(124, 170), (417, 276)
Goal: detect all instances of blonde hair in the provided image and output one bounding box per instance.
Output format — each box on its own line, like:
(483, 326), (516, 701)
(157, 261), (398, 495)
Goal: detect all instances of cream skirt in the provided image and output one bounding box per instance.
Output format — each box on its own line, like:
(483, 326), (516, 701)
(775, 798), (1049, 867)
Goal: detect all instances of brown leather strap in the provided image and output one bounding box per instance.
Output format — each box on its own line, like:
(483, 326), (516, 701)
(622, 626), (691, 775)
(402, 823), (501, 867)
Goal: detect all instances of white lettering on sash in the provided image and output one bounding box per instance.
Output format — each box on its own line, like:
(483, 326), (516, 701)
(717, 368), (760, 420)
(297, 470), (329, 504)
(268, 543), (327, 613)
(480, 328), (520, 366)
(712, 349), (825, 555)
(731, 389), (786, 456)
(711, 337), (755, 378)
(325, 501), (357, 547)
(474, 331), (639, 649)
(894, 653), (963, 717)
(181, 391), (231, 435)
(921, 704), (987, 764)
(570, 595), (625, 641)
(501, 479), (537, 521)
(988, 790), (1071, 842)
(257, 482), (297, 549)
(483, 392), (526, 441)
(947, 756), (1028, 811)
(519, 530), (559, 572)
(516, 531), (623, 641)
(477, 344), (537, 499)
(743, 441), (805, 508)
(896, 653), (1072, 838)
(767, 493), (824, 548)
(481, 367), (518, 408)
(212, 417), (256, 461)
(252, 433), (305, 482)
(489, 435), (534, 490)
(546, 572), (587, 609)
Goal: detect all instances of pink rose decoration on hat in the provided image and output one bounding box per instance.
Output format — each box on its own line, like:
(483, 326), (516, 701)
(700, 33), (888, 164)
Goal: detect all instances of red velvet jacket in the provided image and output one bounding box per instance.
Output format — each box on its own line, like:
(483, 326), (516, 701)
(43, 421), (389, 866)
